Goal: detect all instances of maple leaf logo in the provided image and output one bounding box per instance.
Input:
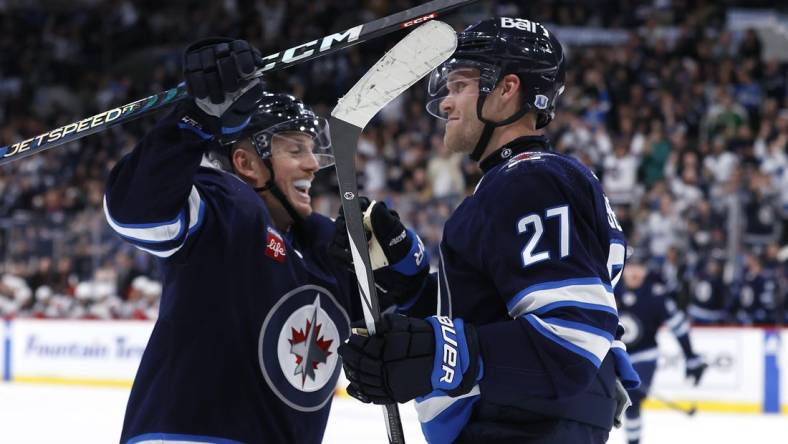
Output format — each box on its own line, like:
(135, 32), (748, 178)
(288, 295), (334, 387)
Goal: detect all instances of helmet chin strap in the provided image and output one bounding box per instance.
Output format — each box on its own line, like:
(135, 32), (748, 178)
(469, 92), (531, 162)
(254, 157), (305, 227)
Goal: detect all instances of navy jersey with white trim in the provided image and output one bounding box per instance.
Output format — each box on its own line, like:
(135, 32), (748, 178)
(104, 107), (359, 444)
(615, 272), (690, 356)
(732, 271), (779, 325)
(437, 145), (626, 401)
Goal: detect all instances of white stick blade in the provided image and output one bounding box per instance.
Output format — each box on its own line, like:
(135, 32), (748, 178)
(331, 20), (457, 128)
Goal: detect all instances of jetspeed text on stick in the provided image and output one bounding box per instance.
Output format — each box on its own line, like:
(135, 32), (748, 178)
(2, 108), (123, 158)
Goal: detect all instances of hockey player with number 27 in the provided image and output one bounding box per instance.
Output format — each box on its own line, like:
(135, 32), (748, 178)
(103, 38), (428, 444)
(338, 17), (641, 444)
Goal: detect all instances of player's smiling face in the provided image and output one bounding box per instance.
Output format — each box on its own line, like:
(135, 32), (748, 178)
(270, 131), (320, 218)
(439, 68), (486, 155)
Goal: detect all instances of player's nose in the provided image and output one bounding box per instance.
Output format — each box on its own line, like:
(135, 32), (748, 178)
(439, 96), (454, 117)
(301, 151), (319, 173)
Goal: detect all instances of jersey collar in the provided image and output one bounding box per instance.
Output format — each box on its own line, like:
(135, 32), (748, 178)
(478, 135), (552, 173)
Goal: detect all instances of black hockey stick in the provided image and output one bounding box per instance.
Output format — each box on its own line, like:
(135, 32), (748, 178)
(637, 386), (697, 416)
(0, 0), (477, 166)
(331, 20), (457, 444)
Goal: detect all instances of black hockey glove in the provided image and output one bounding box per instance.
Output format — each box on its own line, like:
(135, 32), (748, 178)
(338, 314), (482, 405)
(330, 198), (430, 308)
(685, 355), (707, 386)
(182, 37), (264, 137)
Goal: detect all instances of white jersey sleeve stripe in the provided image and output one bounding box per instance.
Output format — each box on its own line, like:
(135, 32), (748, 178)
(607, 241), (626, 289)
(524, 314), (612, 367)
(104, 186), (205, 257)
(415, 385), (480, 423)
(104, 194), (186, 243)
(103, 186), (203, 242)
(508, 277), (617, 319)
(672, 320), (690, 336)
(666, 311), (685, 330)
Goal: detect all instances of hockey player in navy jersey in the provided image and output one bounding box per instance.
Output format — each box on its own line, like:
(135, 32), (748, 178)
(732, 253), (780, 325)
(688, 257), (731, 324)
(616, 255), (707, 444)
(103, 38), (428, 444)
(337, 18), (640, 444)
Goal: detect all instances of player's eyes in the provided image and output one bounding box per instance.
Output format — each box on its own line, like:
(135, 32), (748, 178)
(448, 81), (466, 94)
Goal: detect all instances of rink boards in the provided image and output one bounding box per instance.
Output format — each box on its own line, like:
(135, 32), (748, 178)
(0, 319), (785, 414)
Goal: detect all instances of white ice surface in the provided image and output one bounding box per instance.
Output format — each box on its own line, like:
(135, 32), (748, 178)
(0, 383), (784, 443)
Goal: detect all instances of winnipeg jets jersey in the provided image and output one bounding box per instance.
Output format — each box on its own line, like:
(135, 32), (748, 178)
(688, 267), (730, 324)
(615, 272), (692, 363)
(419, 136), (637, 442)
(104, 108), (359, 444)
(733, 270), (779, 325)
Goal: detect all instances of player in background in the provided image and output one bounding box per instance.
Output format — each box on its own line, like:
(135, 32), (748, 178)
(688, 257), (731, 324)
(731, 252), (780, 325)
(103, 38), (428, 444)
(616, 254), (707, 444)
(337, 18), (640, 444)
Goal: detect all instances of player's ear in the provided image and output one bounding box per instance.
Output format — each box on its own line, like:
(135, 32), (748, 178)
(232, 142), (266, 186)
(499, 73), (521, 102)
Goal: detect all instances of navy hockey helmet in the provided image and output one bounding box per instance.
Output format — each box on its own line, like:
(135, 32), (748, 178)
(427, 17), (566, 160)
(220, 92), (333, 170)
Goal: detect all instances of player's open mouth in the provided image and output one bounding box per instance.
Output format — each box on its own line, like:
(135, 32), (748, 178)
(293, 179), (311, 201)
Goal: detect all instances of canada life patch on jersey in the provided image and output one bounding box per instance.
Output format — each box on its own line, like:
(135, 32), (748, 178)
(265, 226), (286, 263)
(258, 285), (350, 412)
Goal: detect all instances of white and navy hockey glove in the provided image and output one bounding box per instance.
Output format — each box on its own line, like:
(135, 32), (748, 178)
(181, 37), (264, 138)
(331, 198), (430, 308)
(338, 314), (483, 405)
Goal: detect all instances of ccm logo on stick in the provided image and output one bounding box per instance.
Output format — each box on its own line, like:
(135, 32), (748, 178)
(401, 13), (437, 28)
(259, 26), (363, 72)
(436, 316), (459, 384)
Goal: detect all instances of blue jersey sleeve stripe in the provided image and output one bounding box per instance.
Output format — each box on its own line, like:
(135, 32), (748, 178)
(103, 186), (203, 242)
(185, 185), (206, 235)
(415, 385), (480, 444)
(532, 300), (618, 317)
(106, 186), (206, 258)
(104, 194), (186, 243)
(524, 314), (606, 367)
(541, 317), (615, 342)
(127, 432), (244, 444)
(508, 279), (616, 318)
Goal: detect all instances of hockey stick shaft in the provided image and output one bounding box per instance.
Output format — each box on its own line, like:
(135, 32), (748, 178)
(330, 20), (457, 444)
(637, 386), (697, 416)
(0, 0), (477, 166)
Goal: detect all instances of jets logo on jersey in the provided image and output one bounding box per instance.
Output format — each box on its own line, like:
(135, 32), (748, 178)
(618, 312), (642, 347)
(287, 296), (334, 388)
(266, 227), (286, 263)
(258, 285), (350, 412)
